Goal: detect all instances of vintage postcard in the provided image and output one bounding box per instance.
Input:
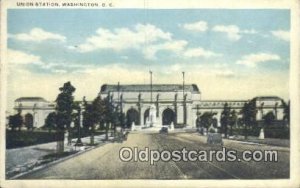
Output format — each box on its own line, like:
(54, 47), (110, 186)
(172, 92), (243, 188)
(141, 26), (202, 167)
(0, 0), (299, 187)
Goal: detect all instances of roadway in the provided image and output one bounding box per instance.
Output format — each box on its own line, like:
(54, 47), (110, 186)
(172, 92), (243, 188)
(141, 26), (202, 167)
(20, 132), (289, 179)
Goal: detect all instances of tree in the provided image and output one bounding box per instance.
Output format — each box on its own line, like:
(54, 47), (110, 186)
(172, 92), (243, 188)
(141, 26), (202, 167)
(111, 105), (121, 137)
(199, 112), (216, 134)
(44, 112), (57, 132)
(92, 96), (106, 143)
(282, 100), (290, 126)
(83, 96), (105, 145)
(229, 110), (238, 136)
(103, 96), (114, 140)
(24, 113), (34, 131)
(55, 82), (76, 154)
(9, 112), (23, 131)
(240, 101), (257, 139)
(220, 103), (231, 138)
(83, 102), (93, 131)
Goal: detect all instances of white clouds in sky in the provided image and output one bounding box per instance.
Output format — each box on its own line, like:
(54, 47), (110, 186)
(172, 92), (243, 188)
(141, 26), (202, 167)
(143, 40), (187, 59)
(76, 23), (226, 60)
(9, 28), (66, 42)
(271, 30), (290, 42)
(212, 25), (257, 41)
(6, 23), (289, 110)
(214, 70), (235, 78)
(183, 47), (222, 58)
(236, 53), (281, 67)
(7, 49), (85, 74)
(76, 23), (190, 59)
(8, 49), (41, 65)
(182, 22), (258, 42)
(182, 21), (208, 32)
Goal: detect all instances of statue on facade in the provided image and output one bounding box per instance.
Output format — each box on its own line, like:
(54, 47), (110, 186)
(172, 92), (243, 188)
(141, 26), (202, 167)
(131, 122), (136, 131)
(149, 104), (157, 127)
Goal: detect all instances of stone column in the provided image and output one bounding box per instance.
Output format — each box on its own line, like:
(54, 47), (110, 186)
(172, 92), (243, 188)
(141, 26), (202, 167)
(138, 93), (142, 125)
(274, 102), (278, 120)
(260, 102), (264, 120)
(183, 94), (187, 125)
(120, 94), (124, 127)
(174, 93), (178, 125)
(156, 94), (160, 117)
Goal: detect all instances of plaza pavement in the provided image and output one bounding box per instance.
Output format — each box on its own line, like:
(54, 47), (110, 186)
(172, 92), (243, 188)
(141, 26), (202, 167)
(6, 134), (108, 178)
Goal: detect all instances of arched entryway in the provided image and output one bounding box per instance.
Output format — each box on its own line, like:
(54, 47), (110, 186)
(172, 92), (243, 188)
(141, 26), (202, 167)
(126, 108), (139, 127)
(162, 108), (175, 125)
(24, 113), (34, 130)
(144, 108), (150, 125)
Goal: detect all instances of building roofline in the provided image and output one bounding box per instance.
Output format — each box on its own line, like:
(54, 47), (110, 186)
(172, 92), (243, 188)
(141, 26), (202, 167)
(15, 97), (48, 102)
(100, 84), (201, 94)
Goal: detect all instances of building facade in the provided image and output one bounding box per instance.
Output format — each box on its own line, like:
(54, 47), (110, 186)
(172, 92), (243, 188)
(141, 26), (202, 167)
(12, 84), (286, 129)
(14, 97), (55, 128)
(99, 84), (201, 128)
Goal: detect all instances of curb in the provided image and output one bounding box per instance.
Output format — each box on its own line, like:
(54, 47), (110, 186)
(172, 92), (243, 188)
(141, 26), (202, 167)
(10, 141), (109, 180)
(192, 132), (289, 148)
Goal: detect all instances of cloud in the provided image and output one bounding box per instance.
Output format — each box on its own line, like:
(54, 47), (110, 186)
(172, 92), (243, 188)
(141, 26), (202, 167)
(8, 49), (42, 65)
(52, 69), (68, 74)
(9, 28), (66, 42)
(76, 23), (188, 59)
(37, 62), (77, 71)
(213, 63), (228, 69)
(182, 21), (208, 32)
(7, 49), (89, 74)
(212, 25), (257, 41)
(212, 25), (241, 41)
(77, 24), (171, 52)
(236, 53), (281, 67)
(183, 47), (222, 58)
(214, 70), (235, 78)
(143, 40), (187, 59)
(242, 29), (258, 34)
(271, 30), (290, 42)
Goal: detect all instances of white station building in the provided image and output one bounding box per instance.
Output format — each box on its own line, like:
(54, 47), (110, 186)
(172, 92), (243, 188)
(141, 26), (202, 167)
(12, 84), (286, 129)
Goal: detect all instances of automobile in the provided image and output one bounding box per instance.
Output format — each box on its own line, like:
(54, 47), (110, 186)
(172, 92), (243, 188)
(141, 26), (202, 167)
(207, 133), (223, 145)
(159, 127), (168, 134)
(123, 129), (129, 141)
(114, 126), (128, 143)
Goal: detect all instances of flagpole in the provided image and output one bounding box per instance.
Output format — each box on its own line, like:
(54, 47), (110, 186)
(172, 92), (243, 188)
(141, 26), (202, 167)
(182, 72), (185, 98)
(150, 71), (153, 104)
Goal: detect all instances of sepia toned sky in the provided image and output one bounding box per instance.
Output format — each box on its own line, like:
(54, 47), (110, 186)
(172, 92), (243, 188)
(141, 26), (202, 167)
(6, 9), (290, 111)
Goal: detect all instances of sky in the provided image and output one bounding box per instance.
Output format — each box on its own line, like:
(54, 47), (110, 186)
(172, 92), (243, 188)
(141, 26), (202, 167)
(6, 9), (290, 111)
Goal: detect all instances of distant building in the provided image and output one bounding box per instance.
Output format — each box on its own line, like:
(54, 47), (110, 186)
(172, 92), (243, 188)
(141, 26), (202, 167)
(99, 84), (285, 128)
(99, 84), (201, 128)
(11, 84), (286, 129)
(14, 97), (55, 128)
